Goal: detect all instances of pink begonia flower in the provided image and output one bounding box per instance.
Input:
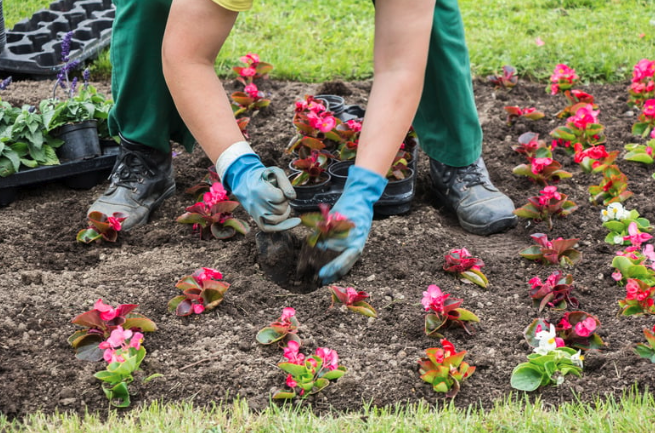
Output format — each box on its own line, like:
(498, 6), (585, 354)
(568, 104), (599, 130)
(573, 144), (608, 164)
(639, 33), (645, 39)
(106, 326), (133, 348)
(196, 267), (223, 283)
(643, 244), (655, 263)
(623, 222), (653, 247)
(192, 303), (205, 315)
(316, 347), (339, 371)
(555, 337), (565, 348)
(642, 99), (655, 118)
(574, 317), (597, 337)
(441, 339), (456, 357)
(285, 374), (297, 388)
(130, 332), (144, 350)
(550, 64), (578, 94)
(239, 66), (256, 77)
(559, 317), (572, 330)
(344, 287), (368, 305)
(625, 279), (640, 300)
(345, 119), (362, 132)
(530, 157), (553, 174)
(421, 284), (449, 313)
(244, 83), (260, 100)
(239, 52), (260, 65)
(283, 340), (305, 365)
(307, 111), (336, 133)
(651, 129), (655, 139)
(535, 37), (545, 46)
(94, 299), (119, 321)
(612, 271), (623, 282)
(538, 186), (561, 206)
(103, 348), (124, 364)
(529, 276), (542, 289)
(280, 307), (296, 323)
(107, 216), (122, 232)
(203, 182), (228, 207)
(632, 59), (655, 83)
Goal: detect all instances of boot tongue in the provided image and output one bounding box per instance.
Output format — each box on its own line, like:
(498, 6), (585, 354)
(455, 164), (484, 188)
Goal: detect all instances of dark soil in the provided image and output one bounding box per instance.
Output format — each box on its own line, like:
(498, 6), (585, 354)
(1, 76), (654, 420)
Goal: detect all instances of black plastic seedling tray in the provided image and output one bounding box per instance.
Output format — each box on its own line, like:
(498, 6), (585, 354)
(0, 0), (114, 77)
(0, 145), (117, 206)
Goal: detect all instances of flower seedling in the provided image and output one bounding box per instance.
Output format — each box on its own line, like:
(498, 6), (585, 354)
(600, 203), (651, 246)
(422, 284), (479, 338)
(386, 155), (410, 181)
(550, 103), (606, 153)
(512, 151), (573, 186)
(611, 249), (655, 286)
(76, 211), (127, 243)
(513, 186), (578, 230)
(272, 341), (347, 400)
(442, 248), (488, 288)
(176, 181), (250, 240)
(555, 89), (596, 119)
(290, 149), (331, 186)
(511, 132), (551, 159)
(632, 99), (655, 138)
(417, 339), (475, 398)
(573, 144), (618, 173)
(230, 83), (271, 117)
(300, 203), (355, 248)
(335, 119), (362, 160)
(94, 326), (160, 407)
(504, 106), (545, 126)
(510, 344), (583, 391)
(634, 324), (655, 363)
(624, 139), (655, 165)
(618, 278), (655, 316)
(627, 58), (655, 109)
(256, 307), (301, 346)
(329, 286), (377, 318)
(588, 164), (633, 205)
(168, 267), (229, 317)
(288, 95), (342, 158)
(548, 63), (579, 96)
(528, 271), (579, 312)
(487, 65), (518, 89)
(232, 52), (273, 86)
(236, 116), (250, 139)
(524, 314), (605, 352)
(68, 299), (156, 362)
(519, 233), (582, 267)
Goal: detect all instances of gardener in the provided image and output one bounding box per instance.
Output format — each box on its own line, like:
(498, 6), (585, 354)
(89, 0), (516, 284)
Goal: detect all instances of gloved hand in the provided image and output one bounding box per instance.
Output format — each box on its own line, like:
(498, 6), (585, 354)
(318, 165), (387, 284)
(218, 142), (300, 232)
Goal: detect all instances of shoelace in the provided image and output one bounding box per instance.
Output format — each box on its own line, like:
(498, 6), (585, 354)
(452, 163), (485, 188)
(111, 151), (153, 189)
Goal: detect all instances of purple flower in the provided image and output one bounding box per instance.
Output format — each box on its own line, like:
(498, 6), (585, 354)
(82, 68), (91, 86)
(60, 31), (74, 63)
(69, 77), (78, 97)
(28, 106), (36, 114)
(0, 76), (11, 90)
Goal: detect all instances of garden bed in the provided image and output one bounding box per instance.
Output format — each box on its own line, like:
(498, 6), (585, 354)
(1, 76), (654, 420)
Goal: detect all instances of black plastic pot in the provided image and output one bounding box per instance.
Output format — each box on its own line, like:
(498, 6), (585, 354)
(290, 173), (331, 201)
(315, 94), (365, 122)
(327, 159), (354, 189)
(55, 120), (101, 162)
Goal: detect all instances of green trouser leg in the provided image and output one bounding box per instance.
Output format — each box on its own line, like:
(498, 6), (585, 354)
(108, 0), (195, 153)
(413, 0), (481, 167)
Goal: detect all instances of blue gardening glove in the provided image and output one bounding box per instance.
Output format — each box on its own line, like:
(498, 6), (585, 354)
(217, 141), (300, 232)
(318, 165), (387, 284)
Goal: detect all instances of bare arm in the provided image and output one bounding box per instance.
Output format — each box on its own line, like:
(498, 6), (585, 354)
(355, 0), (436, 176)
(162, 0), (244, 163)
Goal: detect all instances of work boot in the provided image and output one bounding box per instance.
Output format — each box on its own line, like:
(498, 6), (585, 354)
(88, 135), (175, 231)
(429, 156), (517, 235)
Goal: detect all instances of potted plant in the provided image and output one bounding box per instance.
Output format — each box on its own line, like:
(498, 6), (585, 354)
(289, 150), (332, 199)
(39, 32), (113, 161)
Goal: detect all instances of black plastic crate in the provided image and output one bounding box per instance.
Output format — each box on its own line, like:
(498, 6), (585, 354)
(0, 0), (114, 77)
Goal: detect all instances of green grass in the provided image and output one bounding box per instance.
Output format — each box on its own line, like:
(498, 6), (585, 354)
(4, 0), (654, 82)
(1, 390), (655, 433)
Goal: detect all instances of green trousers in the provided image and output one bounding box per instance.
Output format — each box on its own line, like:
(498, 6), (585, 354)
(412, 0), (482, 167)
(108, 0), (195, 153)
(109, 0), (481, 164)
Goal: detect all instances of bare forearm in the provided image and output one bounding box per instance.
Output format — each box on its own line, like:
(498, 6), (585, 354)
(162, 0), (244, 163)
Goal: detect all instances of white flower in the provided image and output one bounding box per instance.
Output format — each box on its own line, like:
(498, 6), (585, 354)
(600, 203), (629, 222)
(534, 324), (558, 355)
(571, 350), (584, 368)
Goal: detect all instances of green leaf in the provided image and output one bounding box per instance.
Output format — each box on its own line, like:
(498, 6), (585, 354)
(321, 366), (347, 380)
(425, 313), (447, 337)
(460, 270), (488, 288)
(510, 363), (544, 391)
(76, 228), (101, 243)
(272, 389), (296, 400)
(123, 315), (157, 332)
(278, 362), (308, 376)
(256, 327), (285, 345)
(348, 302), (378, 318)
(73, 334), (105, 362)
(105, 382), (131, 408)
(453, 308), (480, 322)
